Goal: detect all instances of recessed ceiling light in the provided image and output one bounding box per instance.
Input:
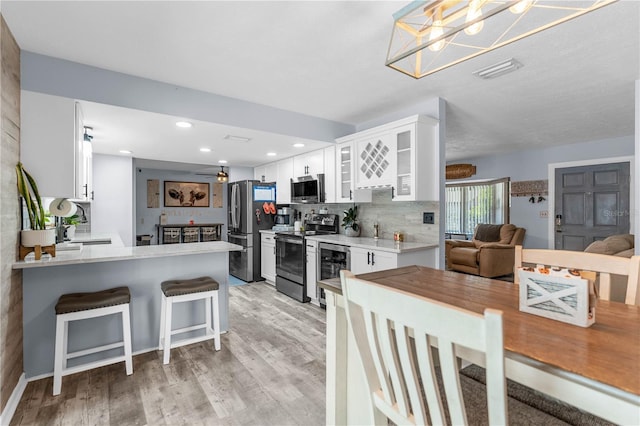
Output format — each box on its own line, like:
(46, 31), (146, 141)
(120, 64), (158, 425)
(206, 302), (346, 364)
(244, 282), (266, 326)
(119, 150), (132, 154)
(224, 134), (251, 143)
(176, 121), (192, 128)
(293, 143), (305, 148)
(218, 160), (228, 164)
(267, 152), (277, 157)
(200, 148), (211, 152)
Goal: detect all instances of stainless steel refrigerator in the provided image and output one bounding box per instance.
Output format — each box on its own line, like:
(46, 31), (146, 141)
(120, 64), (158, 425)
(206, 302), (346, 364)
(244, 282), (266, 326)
(228, 180), (277, 282)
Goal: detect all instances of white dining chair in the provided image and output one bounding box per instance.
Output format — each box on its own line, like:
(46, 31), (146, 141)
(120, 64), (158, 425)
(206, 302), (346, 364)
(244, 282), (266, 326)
(514, 246), (640, 305)
(340, 270), (507, 425)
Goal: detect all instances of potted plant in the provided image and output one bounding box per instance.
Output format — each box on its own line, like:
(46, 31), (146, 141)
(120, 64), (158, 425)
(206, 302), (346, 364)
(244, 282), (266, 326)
(342, 205), (361, 237)
(16, 162), (56, 247)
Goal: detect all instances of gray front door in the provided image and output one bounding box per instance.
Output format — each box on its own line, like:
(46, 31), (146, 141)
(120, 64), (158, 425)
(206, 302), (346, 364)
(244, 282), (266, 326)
(554, 162), (630, 250)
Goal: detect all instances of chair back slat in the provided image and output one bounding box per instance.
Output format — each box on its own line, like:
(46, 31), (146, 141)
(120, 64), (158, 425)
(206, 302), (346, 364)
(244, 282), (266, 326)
(514, 246), (640, 305)
(341, 270), (507, 425)
(376, 315), (410, 418)
(362, 309), (394, 409)
(439, 339), (468, 425)
(395, 325), (428, 425)
(414, 335), (446, 424)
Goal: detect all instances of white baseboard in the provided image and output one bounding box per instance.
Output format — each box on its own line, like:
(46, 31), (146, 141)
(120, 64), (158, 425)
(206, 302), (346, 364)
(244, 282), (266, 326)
(0, 373), (27, 426)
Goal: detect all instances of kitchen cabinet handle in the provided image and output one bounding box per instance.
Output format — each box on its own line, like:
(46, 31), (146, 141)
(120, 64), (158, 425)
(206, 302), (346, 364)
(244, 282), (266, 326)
(83, 184), (88, 198)
(273, 246), (276, 255)
(371, 252), (375, 266)
(391, 187), (395, 199)
(349, 190), (353, 200)
(367, 251), (371, 265)
(90, 190), (94, 200)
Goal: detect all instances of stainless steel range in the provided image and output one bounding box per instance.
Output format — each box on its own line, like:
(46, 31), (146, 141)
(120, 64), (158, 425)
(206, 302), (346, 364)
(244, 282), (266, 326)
(275, 213), (339, 302)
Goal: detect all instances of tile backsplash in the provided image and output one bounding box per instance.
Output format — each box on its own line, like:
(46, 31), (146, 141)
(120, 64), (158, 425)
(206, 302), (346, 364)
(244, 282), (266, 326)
(291, 188), (439, 244)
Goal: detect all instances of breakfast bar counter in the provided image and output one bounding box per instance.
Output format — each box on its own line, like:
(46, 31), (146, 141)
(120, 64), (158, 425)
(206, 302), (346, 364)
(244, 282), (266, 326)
(13, 241), (242, 378)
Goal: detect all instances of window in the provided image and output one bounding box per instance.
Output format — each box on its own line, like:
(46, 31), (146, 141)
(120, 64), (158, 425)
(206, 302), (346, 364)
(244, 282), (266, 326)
(446, 178), (510, 236)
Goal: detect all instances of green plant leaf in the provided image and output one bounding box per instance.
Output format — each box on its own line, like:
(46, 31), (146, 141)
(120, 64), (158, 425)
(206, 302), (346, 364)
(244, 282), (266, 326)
(16, 162), (46, 230)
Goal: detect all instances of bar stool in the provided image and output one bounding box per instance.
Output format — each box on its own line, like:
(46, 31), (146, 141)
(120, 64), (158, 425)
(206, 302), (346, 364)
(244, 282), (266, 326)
(159, 276), (221, 364)
(53, 286), (133, 396)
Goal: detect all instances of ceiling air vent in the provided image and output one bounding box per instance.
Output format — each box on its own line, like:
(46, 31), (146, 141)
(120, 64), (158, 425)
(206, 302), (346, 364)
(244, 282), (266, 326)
(473, 58), (522, 80)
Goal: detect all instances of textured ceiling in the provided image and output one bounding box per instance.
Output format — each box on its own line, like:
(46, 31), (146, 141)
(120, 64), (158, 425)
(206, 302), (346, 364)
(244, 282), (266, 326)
(2, 1), (638, 165)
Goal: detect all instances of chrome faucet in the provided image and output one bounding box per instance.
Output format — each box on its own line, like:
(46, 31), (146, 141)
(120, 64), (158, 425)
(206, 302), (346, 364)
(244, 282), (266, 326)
(76, 204), (88, 223)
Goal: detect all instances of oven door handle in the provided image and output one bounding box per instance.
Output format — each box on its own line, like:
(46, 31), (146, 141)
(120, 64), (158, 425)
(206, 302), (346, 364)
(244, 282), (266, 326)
(276, 237), (303, 245)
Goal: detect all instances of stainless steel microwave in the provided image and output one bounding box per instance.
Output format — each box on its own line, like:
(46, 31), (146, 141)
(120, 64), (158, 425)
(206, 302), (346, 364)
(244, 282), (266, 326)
(291, 174), (325, 204)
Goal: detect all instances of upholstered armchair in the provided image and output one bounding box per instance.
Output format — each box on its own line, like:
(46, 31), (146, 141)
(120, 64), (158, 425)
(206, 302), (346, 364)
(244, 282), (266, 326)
(445, 224), (526, 278)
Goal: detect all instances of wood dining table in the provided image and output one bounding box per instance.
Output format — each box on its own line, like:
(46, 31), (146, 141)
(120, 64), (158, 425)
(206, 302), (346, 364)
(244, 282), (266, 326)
(319, 265), (640, 425)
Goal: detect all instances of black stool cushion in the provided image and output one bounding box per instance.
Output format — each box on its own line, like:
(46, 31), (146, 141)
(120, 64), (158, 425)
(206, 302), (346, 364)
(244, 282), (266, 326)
(55, 287), (131, 315)
(161, 276), (219, 297)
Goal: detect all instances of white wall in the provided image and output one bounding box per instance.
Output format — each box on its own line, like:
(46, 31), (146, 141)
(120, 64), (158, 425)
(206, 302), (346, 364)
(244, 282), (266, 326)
(449, 135), (635, 248)
(92, 154), (134, 246)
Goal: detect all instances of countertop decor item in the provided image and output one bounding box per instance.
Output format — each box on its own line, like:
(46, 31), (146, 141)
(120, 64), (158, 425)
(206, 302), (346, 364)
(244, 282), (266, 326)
(342, 205), (360, 237)
(445, 163), (476, 180)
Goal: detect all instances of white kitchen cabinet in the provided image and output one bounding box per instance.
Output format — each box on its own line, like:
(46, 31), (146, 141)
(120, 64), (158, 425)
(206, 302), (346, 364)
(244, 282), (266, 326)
(323, 145), (336, 203)
(254, 162), (277, 183)
(350, 246), (437, 274)
(21, 91), (92, 200)
(276, 157), (294, 204)
(336, 141), (354, 202)
(392, 118), (439, 201)
(260, 232), (276, 285)
(305, 239), (319, 304)
(336, 115), (440, 202)
(350, 247), (397, 274)
(354, 132), (396, 189)
(293, 149), (324, 177)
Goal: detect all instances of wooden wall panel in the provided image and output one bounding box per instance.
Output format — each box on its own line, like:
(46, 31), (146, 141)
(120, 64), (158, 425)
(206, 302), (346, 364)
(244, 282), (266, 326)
(0, 14), (23, 413)
(147, 179), (159, 208)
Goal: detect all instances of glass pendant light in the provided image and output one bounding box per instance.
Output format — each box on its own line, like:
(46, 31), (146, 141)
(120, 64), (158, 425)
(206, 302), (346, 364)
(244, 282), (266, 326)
(465, 0), (485, 35)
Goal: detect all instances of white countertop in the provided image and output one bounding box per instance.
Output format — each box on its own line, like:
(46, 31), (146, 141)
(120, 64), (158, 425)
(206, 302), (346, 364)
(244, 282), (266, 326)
(259, 230), (277, 234)
(304, 234), (438, 254)
(13, 241), (242, 269)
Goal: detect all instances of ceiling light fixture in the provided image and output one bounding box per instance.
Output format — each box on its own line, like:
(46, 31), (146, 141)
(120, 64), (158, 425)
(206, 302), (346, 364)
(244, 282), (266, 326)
(386, 0), (616, 79)
(217, 166), (229, 182)
(267, 152), (276, 157)
(218, 160), (228, 164)
(119, 150), (132, 154)
(293, 143), (305, 148)
(176, 121), (192, 128)
(200, 148), (211, 152)
(224, 135), (251, 143)
(473, 58), (522, 79)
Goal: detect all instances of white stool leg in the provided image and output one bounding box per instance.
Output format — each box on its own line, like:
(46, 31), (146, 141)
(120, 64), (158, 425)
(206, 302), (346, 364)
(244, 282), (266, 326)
(163, 297), (173, 364)
(159, 293), (166, 349)
(53, 315), (66, 396)
(121, 304), (133, 375)
(212, 291), (221, 351)
(205, 294), (212, 336)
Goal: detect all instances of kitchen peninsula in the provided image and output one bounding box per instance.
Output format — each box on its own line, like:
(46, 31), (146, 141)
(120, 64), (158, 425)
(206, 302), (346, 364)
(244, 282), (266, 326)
(13, 240), (242, 378)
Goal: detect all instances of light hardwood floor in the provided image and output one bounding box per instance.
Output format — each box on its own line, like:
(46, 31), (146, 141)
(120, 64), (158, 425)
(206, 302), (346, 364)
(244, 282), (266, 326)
(10, 282), (327, 425)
